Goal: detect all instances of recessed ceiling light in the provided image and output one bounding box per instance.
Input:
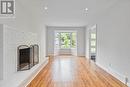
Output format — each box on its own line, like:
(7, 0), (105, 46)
(44, 6), (48, 10)
(85, 8), (88, 11)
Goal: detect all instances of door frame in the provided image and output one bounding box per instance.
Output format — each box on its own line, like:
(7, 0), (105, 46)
(89, 24), (97, 62)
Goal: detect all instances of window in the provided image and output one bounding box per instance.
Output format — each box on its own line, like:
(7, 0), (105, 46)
(55, 32), (76, 49)
(89, 25), (97, 62)
(90, 33), (96, 53)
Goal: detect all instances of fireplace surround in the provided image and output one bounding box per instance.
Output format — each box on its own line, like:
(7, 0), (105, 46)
(17, 44), (39, 71)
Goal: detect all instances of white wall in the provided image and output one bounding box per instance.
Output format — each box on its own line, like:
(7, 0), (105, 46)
(39, 26), (47, 62)
(0, 0), (36, 33)
(46, 26), (86, 56)
(77, 27), (86, 56)
(87, 0), (130, 85)
(46, 27), (55, 56)
(0, 25), (3, 80)
(85, 27), (89, 58)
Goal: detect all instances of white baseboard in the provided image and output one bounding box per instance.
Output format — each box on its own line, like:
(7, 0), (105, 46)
(128, 83), (130, 87)
(108, 67), (126, 84)
(96, 62), (126, 85)
(96, 62), (109, 73)
(19, 57), (49, 87)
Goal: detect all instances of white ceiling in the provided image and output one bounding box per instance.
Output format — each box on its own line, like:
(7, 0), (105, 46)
(19, 0), (119, 26)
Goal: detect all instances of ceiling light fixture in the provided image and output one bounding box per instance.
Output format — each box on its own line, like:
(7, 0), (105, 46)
(44, 6), (48, 10)
(85, 8), (88, 11)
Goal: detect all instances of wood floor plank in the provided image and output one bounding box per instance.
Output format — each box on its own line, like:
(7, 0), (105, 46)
(27, 56), (127, 87)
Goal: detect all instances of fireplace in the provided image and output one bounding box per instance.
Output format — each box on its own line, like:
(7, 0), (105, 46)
(30, 45), (39, 66)
(17, 45), (39, 71)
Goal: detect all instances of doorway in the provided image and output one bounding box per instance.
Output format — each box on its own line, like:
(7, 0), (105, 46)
(89, 25), (97, 62)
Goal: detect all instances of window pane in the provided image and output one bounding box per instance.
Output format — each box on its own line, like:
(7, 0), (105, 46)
(91, 33), (96, 39)
(60, 33), (71, 48)
(91, 48), (96, 53)
(91, 40), (96, 46)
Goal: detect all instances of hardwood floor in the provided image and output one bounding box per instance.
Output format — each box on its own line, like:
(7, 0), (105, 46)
(27, 56), (127, 87)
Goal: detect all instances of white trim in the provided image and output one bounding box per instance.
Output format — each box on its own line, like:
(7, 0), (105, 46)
(55, 30), (77, 33)
(46, 26), (87, 29)
(108, 67), (126, 84)
(96, 62), (126, 85)
(128, 83), (130, 87)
